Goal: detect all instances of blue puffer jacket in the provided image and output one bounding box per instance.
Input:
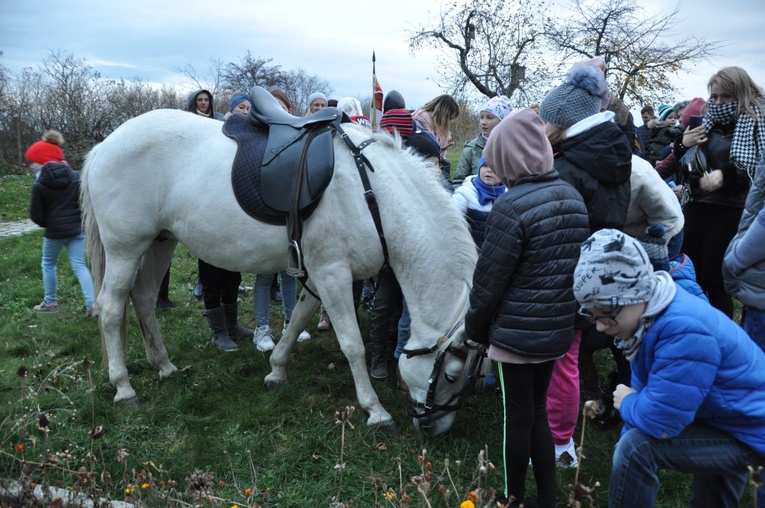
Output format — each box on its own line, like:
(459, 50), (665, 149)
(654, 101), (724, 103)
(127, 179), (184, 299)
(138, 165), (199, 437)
(668, 254), (708, 302)
(619, 287), (765, 455)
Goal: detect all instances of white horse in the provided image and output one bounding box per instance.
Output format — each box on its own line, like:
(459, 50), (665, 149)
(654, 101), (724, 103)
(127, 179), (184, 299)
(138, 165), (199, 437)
(81, 108), (480, 435)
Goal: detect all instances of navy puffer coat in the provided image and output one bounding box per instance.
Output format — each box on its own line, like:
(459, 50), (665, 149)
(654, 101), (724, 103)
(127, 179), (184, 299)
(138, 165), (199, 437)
(29, 162), (83, 239)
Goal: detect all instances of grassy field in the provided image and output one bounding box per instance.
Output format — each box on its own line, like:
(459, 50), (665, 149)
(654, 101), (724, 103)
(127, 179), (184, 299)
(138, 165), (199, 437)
(0, 173), (751, 507)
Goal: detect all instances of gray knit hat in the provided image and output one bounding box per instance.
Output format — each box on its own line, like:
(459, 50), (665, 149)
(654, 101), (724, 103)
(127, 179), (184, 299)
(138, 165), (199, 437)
(574, 229), (656, 309)
(540, 66), (608, 130)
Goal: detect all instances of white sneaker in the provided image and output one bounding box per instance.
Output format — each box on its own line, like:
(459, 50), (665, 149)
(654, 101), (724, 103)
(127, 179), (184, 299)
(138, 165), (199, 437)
(253, 325), (275, 352)
(283, 322), (311, 342)
(555, 438), (579, 469)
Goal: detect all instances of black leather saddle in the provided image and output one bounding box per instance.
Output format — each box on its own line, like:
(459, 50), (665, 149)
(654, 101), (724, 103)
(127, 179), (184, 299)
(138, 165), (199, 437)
(224, 86), (341, 276)
(246, 86), (337, 214)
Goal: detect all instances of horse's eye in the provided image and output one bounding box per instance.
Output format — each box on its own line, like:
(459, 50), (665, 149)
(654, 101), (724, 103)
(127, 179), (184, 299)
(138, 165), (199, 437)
(444, 373), (456, 383)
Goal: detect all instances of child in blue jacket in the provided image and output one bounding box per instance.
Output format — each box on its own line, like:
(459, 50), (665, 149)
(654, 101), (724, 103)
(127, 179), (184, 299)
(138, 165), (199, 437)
(574, 229), (765, 508)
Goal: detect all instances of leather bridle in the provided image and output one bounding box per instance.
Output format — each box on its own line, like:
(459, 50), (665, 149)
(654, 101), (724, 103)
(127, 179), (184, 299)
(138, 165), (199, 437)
(402, 326), (487, 426)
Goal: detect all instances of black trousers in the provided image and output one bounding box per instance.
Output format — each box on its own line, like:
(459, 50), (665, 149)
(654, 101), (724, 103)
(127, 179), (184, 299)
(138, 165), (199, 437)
(197, 259), (242, 310)
(499, 360), (557, 508)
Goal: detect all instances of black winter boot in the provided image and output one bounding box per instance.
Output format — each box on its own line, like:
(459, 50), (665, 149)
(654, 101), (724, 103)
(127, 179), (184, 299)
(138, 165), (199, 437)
(223, 303), (254, 338)
(206, 307), (239, 352)
(156, 268), (175, 309)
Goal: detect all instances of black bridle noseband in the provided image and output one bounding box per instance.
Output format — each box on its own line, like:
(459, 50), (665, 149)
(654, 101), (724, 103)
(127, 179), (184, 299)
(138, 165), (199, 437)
(402, 331), (487, 424)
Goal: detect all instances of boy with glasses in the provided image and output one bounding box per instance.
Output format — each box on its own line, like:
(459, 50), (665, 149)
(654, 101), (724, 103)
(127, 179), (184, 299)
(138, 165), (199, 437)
(573, 228), (765, 508)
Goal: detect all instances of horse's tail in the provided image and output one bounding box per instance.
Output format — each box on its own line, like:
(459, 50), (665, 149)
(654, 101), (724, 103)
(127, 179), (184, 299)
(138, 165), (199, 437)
(81, 144), (129, 367)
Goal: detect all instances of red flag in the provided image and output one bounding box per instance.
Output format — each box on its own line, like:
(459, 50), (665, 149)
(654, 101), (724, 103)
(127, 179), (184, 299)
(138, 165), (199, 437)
(373, 77), (383, 111)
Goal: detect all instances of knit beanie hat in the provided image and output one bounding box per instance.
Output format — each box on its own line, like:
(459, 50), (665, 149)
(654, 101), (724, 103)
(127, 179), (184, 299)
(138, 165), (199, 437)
(307, 92), (327, 107)
(680, 97), (707, 129)
(657, 104), (674, 122)
(480, 95), (514, 121)
(540, 66), (608, 130)
(405, 130), (441, 159)
(228, 93), (250, 112)
(571, 57), (612, 111)
(636, 224), (670, 272)
(483, 108), (553, 187)
(574, 229), (657, 309)
(25, 140), (65, 165)
(380, 109), (414, 137)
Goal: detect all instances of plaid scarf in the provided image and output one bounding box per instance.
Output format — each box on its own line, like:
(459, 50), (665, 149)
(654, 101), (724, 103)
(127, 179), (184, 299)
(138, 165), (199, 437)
(703, 100), (765, 179)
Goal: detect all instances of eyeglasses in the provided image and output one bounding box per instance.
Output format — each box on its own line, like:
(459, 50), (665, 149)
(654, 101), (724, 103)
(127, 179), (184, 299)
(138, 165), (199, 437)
(578, 306), (623, 327)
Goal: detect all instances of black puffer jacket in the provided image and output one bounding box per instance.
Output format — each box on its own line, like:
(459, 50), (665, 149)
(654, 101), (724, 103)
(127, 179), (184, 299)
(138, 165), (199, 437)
(29, 162), (83, 239)
(555, 121), (632, 232)
(464, 171), (590, 359)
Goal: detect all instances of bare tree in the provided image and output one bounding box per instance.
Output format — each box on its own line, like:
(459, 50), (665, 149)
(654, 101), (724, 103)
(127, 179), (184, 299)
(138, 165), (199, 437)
(174, 56), (226, 113)
(410, 0), (557, 104)
(282, 68), (333, 116)
(220, 52), (287, 94)
(546, 0), (724, 106)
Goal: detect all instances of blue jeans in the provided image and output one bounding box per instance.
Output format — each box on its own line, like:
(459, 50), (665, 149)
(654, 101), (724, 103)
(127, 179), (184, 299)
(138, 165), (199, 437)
(610, 424), (759, 508)
(41, 234), (96, 309)
(254, 272), (296, 327)
(744, 306), (765, 507)
(394, 298), (411, 359)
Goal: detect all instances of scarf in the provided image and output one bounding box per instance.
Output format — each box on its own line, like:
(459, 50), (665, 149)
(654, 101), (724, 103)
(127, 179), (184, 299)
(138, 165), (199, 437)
(704, 100), (765, 180)
(471, 175), (506, 205)
(616, 271), (676, 361)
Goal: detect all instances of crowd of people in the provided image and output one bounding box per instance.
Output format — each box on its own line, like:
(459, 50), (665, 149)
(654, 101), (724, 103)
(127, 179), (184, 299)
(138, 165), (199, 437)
(24, 63), (765, 508)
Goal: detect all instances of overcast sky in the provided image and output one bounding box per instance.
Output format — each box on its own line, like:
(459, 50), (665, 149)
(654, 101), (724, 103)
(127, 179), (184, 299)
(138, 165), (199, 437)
(2, 0), (764, 114)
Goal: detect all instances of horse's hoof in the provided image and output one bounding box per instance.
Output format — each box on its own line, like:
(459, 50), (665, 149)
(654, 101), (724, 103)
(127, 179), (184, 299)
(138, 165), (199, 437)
(118, 396), (141, 409)
(158, 364), (178, 379)
(263, 379), (284, 391)
(263, 373), (287, 391)
(376, 420), (400, 437)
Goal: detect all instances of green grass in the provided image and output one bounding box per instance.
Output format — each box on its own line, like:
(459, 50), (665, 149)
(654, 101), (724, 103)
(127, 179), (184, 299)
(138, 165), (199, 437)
(0, 174), (754, 507)
(0, 173), (34, 222)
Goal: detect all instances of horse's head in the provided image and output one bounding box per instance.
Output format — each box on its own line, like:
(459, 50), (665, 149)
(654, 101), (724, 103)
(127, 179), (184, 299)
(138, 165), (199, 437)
(398, 330), (487, 436)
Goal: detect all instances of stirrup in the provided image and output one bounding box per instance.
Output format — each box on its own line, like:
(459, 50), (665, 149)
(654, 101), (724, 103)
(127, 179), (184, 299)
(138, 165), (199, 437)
(285, 240), (305, 278)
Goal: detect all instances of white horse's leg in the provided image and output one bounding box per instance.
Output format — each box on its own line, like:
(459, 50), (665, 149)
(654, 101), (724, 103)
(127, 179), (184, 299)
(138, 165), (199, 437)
(99, 256), (143, 405)
(130, 240), (178, 379)
(329, 294), (396, 431)
(265, 288), (320, 386)
(307, 266), (396, 431)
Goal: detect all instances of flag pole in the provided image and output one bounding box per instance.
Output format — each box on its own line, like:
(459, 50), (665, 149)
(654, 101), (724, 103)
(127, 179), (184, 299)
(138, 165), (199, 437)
(371, 51), (377, 132)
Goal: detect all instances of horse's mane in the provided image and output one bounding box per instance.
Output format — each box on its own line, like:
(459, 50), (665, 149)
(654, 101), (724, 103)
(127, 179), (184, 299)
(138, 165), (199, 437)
(340, 125), (478, 339)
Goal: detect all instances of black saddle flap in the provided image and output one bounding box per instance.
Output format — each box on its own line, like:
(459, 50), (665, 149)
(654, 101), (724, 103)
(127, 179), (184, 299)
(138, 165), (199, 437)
(260, 125), (335, 212)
